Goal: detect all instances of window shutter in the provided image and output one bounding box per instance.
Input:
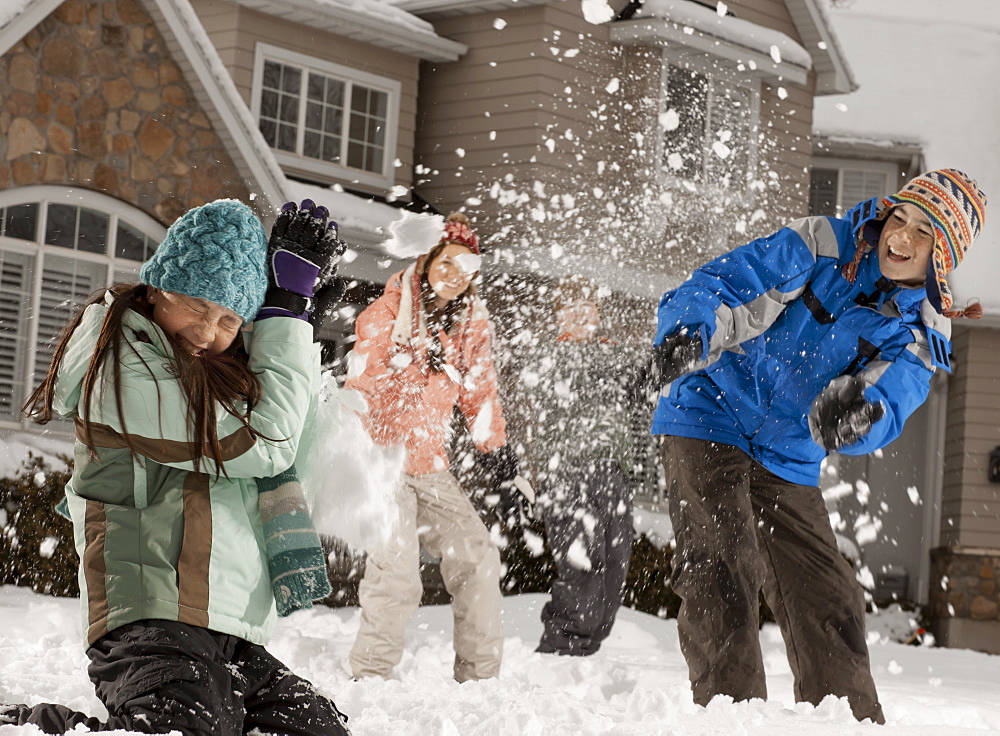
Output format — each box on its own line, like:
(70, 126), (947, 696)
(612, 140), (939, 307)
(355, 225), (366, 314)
(840, 169), (888, 212)
(0, 249), (33, 422)
(809, 168), (839, 216)
(33, 255), (106, 392)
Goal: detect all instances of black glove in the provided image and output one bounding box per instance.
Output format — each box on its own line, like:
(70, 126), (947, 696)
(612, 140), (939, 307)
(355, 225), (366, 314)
(257, 200), (348, 325)
(477, 446), (531, 525)
(809, 375), (885, 451)
(309, 276), (347, 338)
(653, 330), (703, 387)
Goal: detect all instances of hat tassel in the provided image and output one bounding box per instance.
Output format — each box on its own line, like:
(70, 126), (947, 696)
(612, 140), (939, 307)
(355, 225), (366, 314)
(944, 300), (983, 319)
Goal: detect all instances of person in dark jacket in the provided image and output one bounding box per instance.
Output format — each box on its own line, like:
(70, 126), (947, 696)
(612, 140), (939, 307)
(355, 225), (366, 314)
(518, 279), (656, 656)
(652, 169), (986, 723)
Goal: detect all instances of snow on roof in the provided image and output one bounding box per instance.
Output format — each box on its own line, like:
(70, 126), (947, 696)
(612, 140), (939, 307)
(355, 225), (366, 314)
(614, 0), (812, 86)
(225, 0), (466, 62)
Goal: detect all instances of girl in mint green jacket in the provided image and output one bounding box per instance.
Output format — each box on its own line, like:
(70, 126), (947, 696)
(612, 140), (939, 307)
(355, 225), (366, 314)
(6, 200), (350, 735)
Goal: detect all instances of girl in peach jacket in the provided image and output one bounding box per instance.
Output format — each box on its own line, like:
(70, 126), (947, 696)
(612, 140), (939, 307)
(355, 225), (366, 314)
(346, 213), (523, 682)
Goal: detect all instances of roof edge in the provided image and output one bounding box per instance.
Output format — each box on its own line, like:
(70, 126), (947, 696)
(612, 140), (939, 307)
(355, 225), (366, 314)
(790, 0), (858, 95)
(0, 0), (63, 58)
(229, 0), (467, 62)
(142, 0), (290, 216)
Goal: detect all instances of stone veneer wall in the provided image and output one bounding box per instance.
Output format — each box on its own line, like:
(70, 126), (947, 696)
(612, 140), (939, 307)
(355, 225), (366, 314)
(928, 546), (1000, 654)
(0, 0), (252, 224)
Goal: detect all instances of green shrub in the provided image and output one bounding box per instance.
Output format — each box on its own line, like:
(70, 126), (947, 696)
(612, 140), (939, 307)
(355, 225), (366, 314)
(0, 452), (79, 597)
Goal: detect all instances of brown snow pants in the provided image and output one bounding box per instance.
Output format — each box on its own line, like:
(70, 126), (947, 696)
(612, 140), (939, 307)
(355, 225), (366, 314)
(660, 436), (885, 724)
(350, 470), (503, 682)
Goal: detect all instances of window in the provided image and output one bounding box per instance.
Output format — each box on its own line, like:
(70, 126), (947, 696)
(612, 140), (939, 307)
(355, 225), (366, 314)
(809, 160), (900, 217)
(659, 61), (757, 192)
(253, 45), (401, 189)
(0, 187), (165, 429)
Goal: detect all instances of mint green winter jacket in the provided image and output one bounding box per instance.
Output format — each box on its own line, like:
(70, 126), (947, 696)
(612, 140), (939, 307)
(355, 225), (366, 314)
(52, 292), (320, 646)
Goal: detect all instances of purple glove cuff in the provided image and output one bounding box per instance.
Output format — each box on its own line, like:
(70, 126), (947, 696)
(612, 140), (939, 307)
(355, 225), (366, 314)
(256, 306), (309, 322)
(271, 250), (321, 298)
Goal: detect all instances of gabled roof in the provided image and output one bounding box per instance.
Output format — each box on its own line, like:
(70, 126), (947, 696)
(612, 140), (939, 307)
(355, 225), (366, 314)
(392, 0), (856, 95)
(0, 0), (413, 246)
(0, 0), (288, 216)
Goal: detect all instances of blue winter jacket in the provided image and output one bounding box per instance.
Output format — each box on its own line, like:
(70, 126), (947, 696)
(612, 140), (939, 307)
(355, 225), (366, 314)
(652, 199), (953, 487)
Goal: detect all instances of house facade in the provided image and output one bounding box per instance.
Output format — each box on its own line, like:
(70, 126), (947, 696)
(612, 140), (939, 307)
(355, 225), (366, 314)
(0, 0), (453, 433)
(18, 0), (971, 642)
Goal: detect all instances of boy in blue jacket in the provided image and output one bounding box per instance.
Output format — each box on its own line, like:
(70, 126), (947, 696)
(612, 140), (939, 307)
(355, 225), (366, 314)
(652, 169), (986, 723)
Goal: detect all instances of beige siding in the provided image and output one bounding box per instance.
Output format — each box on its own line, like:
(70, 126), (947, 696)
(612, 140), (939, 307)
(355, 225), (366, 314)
(942, 325), (1000, 548)
(415, 0), (818, 301)
(731, 0), (802, 41)
(416, 4), (621, 212)
(190, 0), (420, 194)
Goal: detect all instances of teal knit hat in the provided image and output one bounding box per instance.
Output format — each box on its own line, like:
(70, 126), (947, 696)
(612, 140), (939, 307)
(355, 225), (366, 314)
(140, 200), (268, 323)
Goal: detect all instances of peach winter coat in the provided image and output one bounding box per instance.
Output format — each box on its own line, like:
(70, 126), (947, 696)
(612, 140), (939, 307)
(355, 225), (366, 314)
(345, 265), (507, 476)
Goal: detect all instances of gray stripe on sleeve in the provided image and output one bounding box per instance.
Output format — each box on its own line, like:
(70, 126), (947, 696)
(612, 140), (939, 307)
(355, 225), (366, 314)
(861, 359), (894, 385)
(707, 284), (805, 358)
(785, 216), (842, 259)
(904, 330), (936, 371)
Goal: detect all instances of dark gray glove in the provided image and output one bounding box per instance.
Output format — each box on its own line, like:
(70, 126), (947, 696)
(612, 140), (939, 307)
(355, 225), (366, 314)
(309, 277), (347, 338)
(477, 446), (532, 525)
(809, 375), (885, 451)
(653, 330), (703, 387)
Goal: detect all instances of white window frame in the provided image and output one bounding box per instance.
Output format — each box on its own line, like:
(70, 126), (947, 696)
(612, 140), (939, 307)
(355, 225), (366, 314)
(250, 44), (401, 190)
(810, 158), (900, 218)
(655, 50), (761, 202)
(0, 186), (165, 433)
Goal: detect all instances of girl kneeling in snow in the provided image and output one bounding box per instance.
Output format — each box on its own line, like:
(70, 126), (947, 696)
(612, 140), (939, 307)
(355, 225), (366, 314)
(8, 199), (350, 735)
(347, 213), (527, 683)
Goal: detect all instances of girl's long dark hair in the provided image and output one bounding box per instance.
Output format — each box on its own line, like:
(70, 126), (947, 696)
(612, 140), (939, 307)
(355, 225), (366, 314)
(417, 243), (478, 372)
(23, 282), (271, 477)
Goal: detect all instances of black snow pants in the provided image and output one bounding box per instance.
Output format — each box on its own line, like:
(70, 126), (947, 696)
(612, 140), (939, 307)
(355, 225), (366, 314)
(660, 435), (885, 724)
(538, 459), (634, 656)
(6, 619), (350, 735)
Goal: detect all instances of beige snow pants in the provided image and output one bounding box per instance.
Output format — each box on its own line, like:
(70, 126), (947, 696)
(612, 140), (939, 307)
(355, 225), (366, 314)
(349, 470), (503, 682)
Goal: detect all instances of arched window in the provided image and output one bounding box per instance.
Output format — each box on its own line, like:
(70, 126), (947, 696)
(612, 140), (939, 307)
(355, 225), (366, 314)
(0, 186), (165, 429)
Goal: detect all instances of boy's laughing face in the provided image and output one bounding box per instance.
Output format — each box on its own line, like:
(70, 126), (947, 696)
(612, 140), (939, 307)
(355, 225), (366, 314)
(877, 203), (935, 286)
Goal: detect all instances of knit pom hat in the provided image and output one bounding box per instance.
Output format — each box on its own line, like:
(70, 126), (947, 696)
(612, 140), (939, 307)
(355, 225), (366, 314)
(439, 212), (480, 254)
(140, 200), (268, 323)
(886, 169), (987, 318)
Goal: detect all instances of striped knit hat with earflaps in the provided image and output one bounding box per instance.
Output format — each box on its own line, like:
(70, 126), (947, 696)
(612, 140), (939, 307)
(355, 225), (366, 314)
(844, 169), (986, 318)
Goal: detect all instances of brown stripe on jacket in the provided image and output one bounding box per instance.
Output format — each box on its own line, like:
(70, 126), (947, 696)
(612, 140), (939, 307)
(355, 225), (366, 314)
(75, 417), (257, 465)
(176, 472), (212, 629)
(83, 500), (109, 644)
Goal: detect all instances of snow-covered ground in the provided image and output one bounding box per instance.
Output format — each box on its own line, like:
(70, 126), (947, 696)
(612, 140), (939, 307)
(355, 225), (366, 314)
(1, 586), (998, 735)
